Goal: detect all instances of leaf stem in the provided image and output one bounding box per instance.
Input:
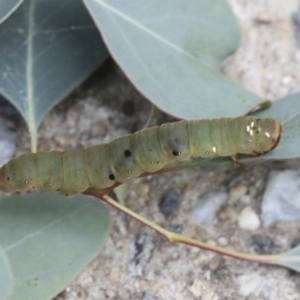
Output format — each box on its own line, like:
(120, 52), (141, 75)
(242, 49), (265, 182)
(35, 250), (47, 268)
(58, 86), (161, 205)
(86, 191), (290, 268)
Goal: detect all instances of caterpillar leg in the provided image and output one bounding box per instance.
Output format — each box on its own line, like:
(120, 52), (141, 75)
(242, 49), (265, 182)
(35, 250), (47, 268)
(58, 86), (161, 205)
(230, 155), (238, 165)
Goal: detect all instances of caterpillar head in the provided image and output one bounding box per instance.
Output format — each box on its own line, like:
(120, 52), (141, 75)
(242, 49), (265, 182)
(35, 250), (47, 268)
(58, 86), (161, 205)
(247, 118), (281, 155)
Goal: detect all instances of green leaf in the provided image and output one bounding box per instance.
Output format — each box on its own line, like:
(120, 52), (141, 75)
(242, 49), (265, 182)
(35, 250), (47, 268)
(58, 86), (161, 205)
(0, 248), (12, 300)
(0, 192), (110, 300)
(83, 0), (260, 119)
(274, 244), (300, 273)
(0, 0), (22, 25)
(0, 0), (108, 151)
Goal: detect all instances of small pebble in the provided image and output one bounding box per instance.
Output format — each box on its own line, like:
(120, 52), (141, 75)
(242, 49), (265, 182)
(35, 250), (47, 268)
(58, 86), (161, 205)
(127, 233), (154, 277)
(209, 256), (222, 271)
(188, 280), (204, 298)
(238, 206), (260, 231)
(229, 185), (248, 203)
(262, 170), (300, 227)
(141, 291), (159, 300)
(251, 234), (279, 254)
(281, 75), (292, 85)
(136, 182), (150, 197)
(206, 239), (217, 247)
(218, 206), (237, 222)
(254, 14), (273, 24)
(53, 134), (68, 146)
(158, 189), (181, 218)
(192, 192), (227, 224)
(238, 277), (259, 297)
(217, 236), (229, 246)
(90, 121), (107, 137)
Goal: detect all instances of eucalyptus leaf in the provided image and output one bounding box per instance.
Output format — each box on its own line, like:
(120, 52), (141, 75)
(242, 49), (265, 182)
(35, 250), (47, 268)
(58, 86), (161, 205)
(0, 0), (108, 151)
(0, 248), (12, 300)
(84, 0), (260, 119)
(274, 244), (300, 273)
(0, 0), (22, 25)
(0, 192), (110, 300)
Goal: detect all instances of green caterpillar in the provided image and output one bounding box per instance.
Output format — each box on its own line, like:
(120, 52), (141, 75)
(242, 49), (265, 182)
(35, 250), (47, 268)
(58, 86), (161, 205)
(0, 116), (281, 196)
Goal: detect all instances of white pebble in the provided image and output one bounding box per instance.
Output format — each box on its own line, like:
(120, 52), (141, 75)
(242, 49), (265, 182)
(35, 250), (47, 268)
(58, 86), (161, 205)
(238, 276), (260, 296)
(192, 192), (227, 224)
(217, 236), (228, 246)
(262, 170), (300, 227)
(238, 206), (260, 231)
(281, 75), (292, 85)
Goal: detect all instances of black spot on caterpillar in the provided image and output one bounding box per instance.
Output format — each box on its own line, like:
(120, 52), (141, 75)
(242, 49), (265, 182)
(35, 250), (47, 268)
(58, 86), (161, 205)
(0, 117), (281, 196)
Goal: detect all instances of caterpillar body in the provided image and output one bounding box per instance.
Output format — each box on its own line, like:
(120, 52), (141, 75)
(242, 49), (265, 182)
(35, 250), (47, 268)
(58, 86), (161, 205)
(0, 117), (281, 196)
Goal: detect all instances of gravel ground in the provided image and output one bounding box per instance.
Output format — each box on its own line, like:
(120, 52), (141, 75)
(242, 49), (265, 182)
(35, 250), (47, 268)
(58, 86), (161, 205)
(9, 1), (300, 299)
(58, 1), (300, 299)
